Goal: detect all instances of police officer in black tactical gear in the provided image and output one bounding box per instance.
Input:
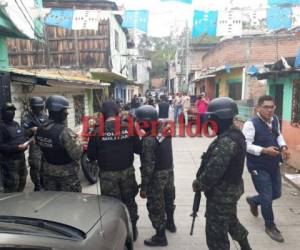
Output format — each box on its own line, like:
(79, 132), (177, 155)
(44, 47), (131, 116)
(87, 99), (141, 241)
(0, 102), (28, 192)
(136, 105), (176, 247)
(22, 96), (48, 191)
(192, 97), (252, 250)
(35, 95), (82, 192)
(158, 95), (169, 119)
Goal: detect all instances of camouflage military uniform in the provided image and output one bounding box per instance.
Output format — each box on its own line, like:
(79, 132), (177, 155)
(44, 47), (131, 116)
(87, 118), (141, 233)
(22, 112), (47, 190)
(99, 167), (139, 225)
(141, 136), (176, 231)
(193, 126), (249, 250)
(0, 121), (28, 193)
(36, 122), (82, 192)
(1, 155), (27, 192)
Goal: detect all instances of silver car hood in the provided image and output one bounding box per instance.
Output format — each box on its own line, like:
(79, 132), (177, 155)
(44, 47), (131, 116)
(0, 192), (117, 234)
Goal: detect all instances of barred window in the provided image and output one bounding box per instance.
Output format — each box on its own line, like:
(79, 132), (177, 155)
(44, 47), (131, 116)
(73, 95), (85, 126)
(292, 81), (300, 127)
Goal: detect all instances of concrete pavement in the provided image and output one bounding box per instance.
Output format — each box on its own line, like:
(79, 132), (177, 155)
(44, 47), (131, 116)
(84, 135), (300, 250)
(24, 134), (300, 249)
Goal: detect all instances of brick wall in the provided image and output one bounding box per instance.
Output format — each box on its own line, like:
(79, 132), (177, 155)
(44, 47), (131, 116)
(202, 35), (300, 69)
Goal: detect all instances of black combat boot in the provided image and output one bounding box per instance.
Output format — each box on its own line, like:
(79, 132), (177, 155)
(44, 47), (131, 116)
(239, 237), (252, 250)
(33, 184), (41, 192)
(132, 224), (138, 241)
(144, 229), (168, 247)
(165, 211), (177, 233)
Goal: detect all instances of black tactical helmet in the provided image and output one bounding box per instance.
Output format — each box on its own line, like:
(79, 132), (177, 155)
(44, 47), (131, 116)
(101, 99), (119, 119)
(207, 97), (238, 119)
(30, 96), (44, 108)
(45, 95), (69, 112)
(135, 105), (158, 121)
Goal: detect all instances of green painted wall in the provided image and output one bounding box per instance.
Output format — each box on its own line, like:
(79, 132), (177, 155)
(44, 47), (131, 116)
(34, 0), (44, 39)
(283, 80), (293, 122)
(267, 76), (295, 122)
(86, 89), (94, 115)
(0, 37), (8, 69)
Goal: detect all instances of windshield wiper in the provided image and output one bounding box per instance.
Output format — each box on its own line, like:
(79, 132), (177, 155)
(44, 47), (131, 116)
(0, 216), (85, 240)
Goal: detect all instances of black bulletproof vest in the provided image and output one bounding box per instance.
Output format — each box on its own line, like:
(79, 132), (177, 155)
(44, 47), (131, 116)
(23, 113), (48, 129)
(154, 136), (173, 171)
(1, 121), (26, 147)
(36, 122), (72, 165)
(96, 120), (135, 171)
(158, 101), (169, 119)
(199, 128), (246, 185)
(222, 129), (246, 185)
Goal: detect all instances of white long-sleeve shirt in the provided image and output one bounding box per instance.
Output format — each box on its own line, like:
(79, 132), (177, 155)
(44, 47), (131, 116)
(242, 114), (287, 156)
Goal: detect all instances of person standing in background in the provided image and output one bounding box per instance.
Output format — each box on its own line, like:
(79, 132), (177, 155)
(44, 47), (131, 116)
(196, 92), (209, 129)
(173, 93), (183, 124)
(182, 93), (190, 125)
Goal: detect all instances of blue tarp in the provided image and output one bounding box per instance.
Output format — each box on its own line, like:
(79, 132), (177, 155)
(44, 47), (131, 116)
(192, 10), (218, 37)
(247, 65), (259, 75)
(45, 9), (74, 29)
(267, 7), (292, 30)
(161, 0), (193, 4)
(122, 10), (149, 33)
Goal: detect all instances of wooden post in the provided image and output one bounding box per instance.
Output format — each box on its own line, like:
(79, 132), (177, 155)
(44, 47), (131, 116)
(73, 6), (80, 68)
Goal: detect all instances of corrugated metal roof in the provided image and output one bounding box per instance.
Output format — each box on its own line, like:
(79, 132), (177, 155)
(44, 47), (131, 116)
(10, 68), (109, 89)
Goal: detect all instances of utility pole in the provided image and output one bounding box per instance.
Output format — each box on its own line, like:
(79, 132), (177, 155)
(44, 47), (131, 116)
(185, 20), (189, 94)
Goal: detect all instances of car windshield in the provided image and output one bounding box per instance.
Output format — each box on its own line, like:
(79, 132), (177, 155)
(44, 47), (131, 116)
(0, 216), (85, 240)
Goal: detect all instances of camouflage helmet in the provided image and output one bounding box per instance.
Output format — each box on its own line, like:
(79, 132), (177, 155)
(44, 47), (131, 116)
(30, 96), (44, 108)
(135, 105), (158, 121)
(207, 97), (238, 119)
(46, 95), (69, 112)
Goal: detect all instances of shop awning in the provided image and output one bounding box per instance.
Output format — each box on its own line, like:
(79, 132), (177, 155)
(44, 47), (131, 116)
(90, 69), (127, 83)
(10, 68), (109, 89)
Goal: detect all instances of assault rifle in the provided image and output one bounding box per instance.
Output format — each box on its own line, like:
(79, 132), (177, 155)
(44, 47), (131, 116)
(190, 190), (201, 235)
(190, 152), (208, 236)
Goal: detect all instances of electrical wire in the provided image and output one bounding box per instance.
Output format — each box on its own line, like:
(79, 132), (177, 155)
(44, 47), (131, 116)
(14, 0), (35, 35)
(19, 0), (35, 23)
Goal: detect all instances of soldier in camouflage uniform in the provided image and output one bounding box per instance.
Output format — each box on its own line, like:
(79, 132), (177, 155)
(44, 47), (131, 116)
(87, 100), (141, 241)
(192, 97), (252, 250)
(136, 105), (176, 247)
(36, 95), (82, 192)
(0, 102), (28, 192)
(22, 96), (48, 191)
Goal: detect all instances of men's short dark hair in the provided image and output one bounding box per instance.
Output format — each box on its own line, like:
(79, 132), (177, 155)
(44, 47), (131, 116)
(258, 95), (274, 106)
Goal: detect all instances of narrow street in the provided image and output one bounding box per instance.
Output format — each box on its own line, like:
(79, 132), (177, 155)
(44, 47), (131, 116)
(82, 136), (300, 250)
(20, 117), (300, 250)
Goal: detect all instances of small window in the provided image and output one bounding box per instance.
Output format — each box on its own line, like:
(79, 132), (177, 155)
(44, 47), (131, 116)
(228, 83), (242, 100)
(292, 81), (300, 126)
(73, 95), (85, 126)
(115, 30), (119, 52)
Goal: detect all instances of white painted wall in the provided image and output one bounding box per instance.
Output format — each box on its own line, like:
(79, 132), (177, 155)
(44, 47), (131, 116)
(109, 14), (128, 78)
(11, 83), (89, 133)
